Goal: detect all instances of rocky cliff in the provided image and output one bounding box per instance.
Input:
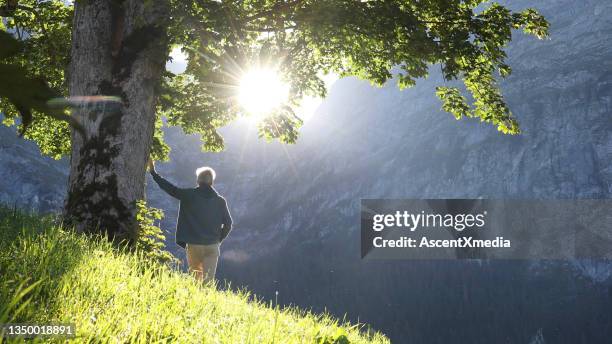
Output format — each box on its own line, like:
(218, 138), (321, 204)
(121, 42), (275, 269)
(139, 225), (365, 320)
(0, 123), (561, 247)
(0, 124), (67, 212)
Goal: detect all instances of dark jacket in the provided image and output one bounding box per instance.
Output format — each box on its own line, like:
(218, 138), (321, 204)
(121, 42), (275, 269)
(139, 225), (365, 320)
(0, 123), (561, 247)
(150, 170), (232, 248)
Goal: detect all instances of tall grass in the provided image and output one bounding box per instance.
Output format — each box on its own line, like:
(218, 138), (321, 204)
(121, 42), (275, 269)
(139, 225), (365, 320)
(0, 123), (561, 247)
(0, 207), (389, 343)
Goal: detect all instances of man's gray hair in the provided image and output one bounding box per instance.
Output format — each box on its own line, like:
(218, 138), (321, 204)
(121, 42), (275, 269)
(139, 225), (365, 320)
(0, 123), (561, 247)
(196, 166), (216, 186)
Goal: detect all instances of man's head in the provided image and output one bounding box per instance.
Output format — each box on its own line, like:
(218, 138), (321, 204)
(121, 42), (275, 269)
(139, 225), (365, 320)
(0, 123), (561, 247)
(196, 166), (216, 186)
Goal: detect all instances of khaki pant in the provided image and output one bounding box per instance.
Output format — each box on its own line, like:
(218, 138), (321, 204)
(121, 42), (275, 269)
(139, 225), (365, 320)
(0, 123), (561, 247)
(186, 243), (220, 284)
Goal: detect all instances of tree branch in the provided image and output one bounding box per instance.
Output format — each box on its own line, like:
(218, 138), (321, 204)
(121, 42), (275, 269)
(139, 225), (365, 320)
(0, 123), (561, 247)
(244, 25), (297, 32)
(0, 0), (33, 17)
(243, 0), (305, 23)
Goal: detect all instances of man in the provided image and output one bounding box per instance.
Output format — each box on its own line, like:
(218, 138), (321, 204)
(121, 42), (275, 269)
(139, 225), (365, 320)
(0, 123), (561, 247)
(148, 159), (232, 284)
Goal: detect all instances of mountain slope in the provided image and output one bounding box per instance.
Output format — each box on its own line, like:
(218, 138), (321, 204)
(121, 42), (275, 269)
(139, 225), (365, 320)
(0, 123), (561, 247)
(0, 124), (67, 212)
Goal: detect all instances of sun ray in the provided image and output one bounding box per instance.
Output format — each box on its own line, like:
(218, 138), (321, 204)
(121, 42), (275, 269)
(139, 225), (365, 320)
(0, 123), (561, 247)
(229, 121), (254, 191)
(268, 115), (300, 182)
(186, 47), (245, 82)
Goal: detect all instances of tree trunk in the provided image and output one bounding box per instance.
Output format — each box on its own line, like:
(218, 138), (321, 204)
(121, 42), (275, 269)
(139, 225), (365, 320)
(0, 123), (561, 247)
(64, 0), (169, 243)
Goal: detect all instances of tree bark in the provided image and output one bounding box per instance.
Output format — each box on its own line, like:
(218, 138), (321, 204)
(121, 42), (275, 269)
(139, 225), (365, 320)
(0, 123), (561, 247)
(64, 0), (169, 243)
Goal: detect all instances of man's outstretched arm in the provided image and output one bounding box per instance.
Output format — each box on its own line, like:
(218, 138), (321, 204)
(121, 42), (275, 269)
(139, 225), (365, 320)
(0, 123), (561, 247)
(220, 198), (233, 241)
(148, 159), (186, 200)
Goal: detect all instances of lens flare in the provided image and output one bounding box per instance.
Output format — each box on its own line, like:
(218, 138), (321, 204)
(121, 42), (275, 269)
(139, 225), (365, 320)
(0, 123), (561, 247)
(238, 68), (289, 117)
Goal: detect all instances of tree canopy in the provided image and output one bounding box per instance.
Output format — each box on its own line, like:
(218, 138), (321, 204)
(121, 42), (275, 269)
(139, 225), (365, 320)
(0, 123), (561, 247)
(0, 0), (548, 159)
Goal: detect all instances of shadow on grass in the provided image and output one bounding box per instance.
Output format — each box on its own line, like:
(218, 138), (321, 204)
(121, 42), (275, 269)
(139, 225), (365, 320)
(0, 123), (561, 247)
(0, 205), (87, 337)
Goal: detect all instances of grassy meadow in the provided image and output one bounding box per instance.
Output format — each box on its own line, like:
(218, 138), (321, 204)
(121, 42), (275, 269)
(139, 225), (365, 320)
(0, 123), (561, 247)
(0, 206), (388, 343)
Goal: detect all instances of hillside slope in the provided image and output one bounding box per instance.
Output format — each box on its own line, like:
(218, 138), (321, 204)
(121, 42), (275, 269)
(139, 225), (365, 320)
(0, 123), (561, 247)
(0, 206), (387, 344)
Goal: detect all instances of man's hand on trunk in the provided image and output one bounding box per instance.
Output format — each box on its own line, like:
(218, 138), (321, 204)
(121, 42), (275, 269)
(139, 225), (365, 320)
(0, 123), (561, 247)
(147, 158), (156, 173)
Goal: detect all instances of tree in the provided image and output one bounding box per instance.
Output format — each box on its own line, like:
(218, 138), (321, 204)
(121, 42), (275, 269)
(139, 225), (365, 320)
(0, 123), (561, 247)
(0, 0), (548, 243)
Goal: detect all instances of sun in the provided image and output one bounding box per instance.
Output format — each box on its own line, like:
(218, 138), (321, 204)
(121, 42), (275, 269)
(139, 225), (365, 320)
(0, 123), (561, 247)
(238, 68), (289, 117)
